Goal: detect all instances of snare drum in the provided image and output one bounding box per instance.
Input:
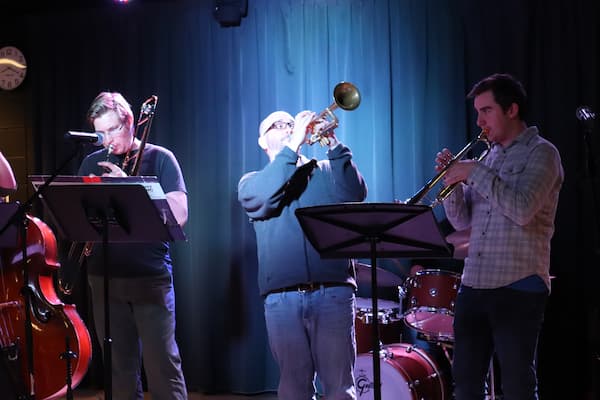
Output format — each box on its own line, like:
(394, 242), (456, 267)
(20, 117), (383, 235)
(403, 269), (461, 342)
(354, 343), (446, 399)
(355, 297), (402, 354)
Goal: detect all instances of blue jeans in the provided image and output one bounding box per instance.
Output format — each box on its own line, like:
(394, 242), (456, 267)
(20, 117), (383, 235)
(264, 285), (356, 400)
(452, 286), (547, 400)
(88, 273), (188, 400)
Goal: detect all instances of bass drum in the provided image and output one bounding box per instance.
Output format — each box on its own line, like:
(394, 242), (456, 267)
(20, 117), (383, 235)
(354, 343), (446, 400)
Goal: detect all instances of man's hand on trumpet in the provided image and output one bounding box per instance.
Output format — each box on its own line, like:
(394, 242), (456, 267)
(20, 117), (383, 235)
(435, 148), (477, 186)
(323, 129), (339, 149)
(288, 110), (315, 153)
(311, 121), (339, 149)
(305, 114), (339, 149)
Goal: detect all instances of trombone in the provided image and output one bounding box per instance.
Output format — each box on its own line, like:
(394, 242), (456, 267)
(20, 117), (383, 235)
(406, 129), (491, 206)
(306, 81), (361, 146)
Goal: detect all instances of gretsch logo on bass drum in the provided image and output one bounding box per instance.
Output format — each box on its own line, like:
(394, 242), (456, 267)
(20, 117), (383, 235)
(355, 368), (374, 396)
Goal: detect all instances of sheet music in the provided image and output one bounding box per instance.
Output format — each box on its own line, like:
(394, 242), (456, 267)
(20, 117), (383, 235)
(28, 175), (185, 242)
(29, 175), (166, 200)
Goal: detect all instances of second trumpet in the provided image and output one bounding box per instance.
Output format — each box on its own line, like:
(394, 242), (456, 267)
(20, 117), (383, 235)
(406, 129), (491, 206)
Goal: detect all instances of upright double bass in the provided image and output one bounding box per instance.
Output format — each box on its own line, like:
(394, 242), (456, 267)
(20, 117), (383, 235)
(0, 212), (92, 399)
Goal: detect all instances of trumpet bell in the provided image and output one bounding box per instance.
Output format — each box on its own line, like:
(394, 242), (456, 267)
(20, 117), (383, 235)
(333, 81), (361, 111)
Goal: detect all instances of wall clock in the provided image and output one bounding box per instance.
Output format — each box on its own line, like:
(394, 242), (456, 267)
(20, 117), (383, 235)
(0, 46), (27, 90)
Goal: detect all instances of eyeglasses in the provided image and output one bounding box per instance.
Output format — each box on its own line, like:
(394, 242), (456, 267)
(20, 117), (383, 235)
(103, 123), (125, 137)
(269, 120), (294, 131)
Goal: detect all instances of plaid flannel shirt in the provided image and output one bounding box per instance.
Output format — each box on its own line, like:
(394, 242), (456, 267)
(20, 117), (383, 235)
(443, 126), (563, 290)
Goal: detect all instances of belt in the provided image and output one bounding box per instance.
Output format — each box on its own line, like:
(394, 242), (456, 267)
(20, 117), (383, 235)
(268, 282), (351, 295)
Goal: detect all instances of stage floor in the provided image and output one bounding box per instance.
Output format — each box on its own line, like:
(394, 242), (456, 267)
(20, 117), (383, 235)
(57, 390), (278, 399)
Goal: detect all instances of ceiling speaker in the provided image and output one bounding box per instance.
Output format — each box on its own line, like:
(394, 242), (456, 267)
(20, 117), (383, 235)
(213, 0), (248, 27)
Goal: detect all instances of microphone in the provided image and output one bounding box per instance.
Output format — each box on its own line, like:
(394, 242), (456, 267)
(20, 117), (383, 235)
(65, 131), (105, 146)
(576, 106), (596, 122)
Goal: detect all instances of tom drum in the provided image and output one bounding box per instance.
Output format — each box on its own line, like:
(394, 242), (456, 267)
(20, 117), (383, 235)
(355, 297), (402, 354)
(403, 269), (461, 342)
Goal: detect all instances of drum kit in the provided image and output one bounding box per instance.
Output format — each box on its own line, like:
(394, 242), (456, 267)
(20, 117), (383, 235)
(353, 262), (462, 400)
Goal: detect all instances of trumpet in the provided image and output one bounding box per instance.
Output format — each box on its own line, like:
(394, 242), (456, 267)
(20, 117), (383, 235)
(406, 129), (491, 206)
(307, 81), (361, 146)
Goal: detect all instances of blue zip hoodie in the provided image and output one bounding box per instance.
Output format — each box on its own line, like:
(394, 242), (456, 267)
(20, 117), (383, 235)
(238, 144), (368, 296)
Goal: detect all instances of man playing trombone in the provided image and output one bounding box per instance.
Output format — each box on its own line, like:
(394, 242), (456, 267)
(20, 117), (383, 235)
(78, 92), (188, 399)
(435, 73), (563, 400)
(238, 108), (367, 399)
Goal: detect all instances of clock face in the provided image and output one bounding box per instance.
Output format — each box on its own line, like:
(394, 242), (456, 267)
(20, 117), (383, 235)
(0, 46), (27, 90)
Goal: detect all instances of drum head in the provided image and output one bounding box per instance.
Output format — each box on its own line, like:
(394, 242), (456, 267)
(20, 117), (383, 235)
(404, 308), (455, 342)
(356, 297), (400, 312)
(355, 353), (414, 399)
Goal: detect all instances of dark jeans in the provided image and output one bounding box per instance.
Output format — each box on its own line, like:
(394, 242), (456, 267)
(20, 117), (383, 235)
(452, 286), (547, 400)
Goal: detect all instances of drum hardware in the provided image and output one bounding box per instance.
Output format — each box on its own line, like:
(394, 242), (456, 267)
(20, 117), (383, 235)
(438, 342), (454, 366)
(397, 283), (406, 316)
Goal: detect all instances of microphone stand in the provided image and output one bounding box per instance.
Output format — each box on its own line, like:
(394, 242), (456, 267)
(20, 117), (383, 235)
(578, 111), (600, 400)
(580, 119), (600, 252)
(0, 142), (90, 400)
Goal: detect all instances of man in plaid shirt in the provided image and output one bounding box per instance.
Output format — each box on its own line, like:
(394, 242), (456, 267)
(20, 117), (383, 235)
(435, 73), (563, 400)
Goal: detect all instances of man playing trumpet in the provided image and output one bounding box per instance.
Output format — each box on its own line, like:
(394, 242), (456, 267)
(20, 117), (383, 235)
(238, 109), (367, 399)
(436, 73), (563, 400)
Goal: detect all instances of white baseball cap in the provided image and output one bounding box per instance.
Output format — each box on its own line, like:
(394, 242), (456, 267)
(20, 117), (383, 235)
(258, 110), (294, 149)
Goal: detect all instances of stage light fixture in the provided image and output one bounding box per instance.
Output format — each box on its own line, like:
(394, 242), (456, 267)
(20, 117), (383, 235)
(213, 0), (248, 27)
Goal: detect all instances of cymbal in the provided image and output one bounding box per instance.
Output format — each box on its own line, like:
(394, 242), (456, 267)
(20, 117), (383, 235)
(446, 228), (470, 259)
(354, 262), (404, 287)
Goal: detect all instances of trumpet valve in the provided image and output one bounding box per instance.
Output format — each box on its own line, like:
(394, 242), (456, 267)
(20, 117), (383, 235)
(306, 131), (331, 147)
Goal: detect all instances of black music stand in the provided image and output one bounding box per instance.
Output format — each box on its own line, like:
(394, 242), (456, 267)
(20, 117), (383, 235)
(36, 183), (185, 400)
(296, 202), (452, 400)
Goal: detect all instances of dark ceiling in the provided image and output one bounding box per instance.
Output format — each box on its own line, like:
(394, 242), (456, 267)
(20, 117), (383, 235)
(2, 0), (173, 17)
